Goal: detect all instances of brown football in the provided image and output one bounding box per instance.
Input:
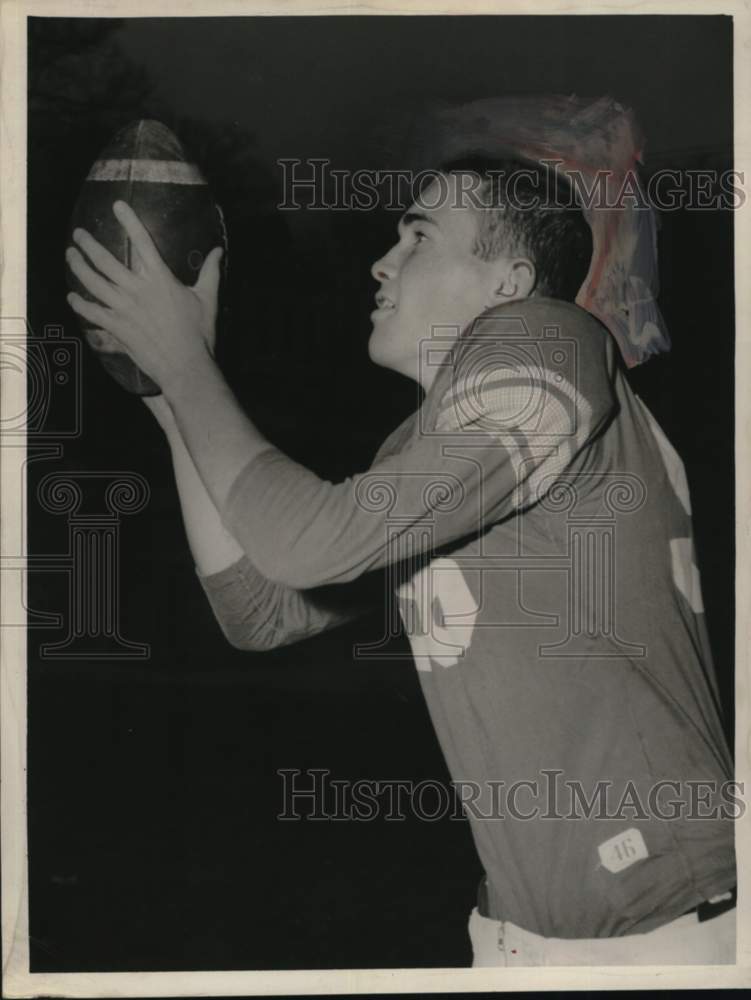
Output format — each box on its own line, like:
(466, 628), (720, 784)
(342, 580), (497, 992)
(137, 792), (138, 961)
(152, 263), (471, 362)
(67, 120), (227, 396)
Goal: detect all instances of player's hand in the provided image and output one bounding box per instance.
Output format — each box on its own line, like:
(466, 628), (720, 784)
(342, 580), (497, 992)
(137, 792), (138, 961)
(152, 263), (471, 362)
(66, 200), (223, 387)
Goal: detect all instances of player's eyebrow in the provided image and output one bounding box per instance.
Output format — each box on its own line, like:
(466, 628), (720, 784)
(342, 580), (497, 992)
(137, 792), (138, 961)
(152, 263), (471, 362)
(399, 211), (440, 230)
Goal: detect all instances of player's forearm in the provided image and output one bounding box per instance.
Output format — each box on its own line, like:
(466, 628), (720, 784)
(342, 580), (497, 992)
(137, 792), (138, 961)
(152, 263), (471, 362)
(160, 351), (275, 512)
(199, 556), (372, 651)
(158, 406), (245, 576)
(152, 392), (370, 649)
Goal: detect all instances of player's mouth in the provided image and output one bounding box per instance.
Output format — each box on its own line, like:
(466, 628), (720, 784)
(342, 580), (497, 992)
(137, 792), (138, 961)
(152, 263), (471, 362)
(371, 293), (396, 319)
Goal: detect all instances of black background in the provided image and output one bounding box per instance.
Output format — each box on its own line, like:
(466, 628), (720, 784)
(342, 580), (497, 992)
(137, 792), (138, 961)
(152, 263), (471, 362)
(26, 15), (734, 972)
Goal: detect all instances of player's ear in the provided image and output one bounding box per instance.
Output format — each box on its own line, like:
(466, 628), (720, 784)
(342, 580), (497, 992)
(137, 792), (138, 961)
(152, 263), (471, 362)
(488, 257), (536, 305)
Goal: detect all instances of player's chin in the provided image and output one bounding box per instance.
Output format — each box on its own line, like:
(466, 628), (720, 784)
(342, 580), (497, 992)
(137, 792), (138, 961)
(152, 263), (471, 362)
(367, 327), (394, 370)
(367, 325), (382, 360)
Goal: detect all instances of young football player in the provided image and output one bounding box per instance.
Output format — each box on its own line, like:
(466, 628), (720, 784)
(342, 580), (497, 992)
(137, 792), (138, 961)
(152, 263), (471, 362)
(67, 148), (736, 966)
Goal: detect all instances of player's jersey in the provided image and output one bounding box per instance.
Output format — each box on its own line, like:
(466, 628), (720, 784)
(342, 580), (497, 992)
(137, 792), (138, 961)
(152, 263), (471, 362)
(205, 297), (736, 938)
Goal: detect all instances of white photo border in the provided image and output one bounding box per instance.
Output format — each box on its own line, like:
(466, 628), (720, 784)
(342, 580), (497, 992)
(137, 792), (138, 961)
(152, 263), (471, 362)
(2, 0), (749, 994)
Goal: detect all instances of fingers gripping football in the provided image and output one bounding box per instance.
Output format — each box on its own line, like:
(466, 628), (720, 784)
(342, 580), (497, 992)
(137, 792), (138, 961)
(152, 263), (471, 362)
(67, 200), (224, 388)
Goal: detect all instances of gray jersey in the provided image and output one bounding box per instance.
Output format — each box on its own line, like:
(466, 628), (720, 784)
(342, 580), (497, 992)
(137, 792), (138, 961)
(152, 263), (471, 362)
(202, 297), (735, 937)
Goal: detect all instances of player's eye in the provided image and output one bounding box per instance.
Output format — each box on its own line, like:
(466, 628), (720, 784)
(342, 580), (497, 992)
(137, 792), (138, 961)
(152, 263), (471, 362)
(414, 230), (428, 243)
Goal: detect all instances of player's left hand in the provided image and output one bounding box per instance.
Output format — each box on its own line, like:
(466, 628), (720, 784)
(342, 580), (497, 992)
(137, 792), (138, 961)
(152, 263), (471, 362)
(66, 200), (223, 388)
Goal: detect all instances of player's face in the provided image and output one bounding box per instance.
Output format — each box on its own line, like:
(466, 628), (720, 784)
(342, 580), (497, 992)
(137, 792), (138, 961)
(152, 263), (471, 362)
(368, 174), (505, 389)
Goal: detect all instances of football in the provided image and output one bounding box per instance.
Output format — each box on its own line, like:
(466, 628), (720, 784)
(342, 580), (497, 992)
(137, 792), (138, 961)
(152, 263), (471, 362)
(67, 120), (227, 396)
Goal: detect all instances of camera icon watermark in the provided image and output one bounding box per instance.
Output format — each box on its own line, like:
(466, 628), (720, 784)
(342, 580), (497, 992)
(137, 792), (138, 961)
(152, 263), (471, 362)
(418, 314), (579, 442)
(0, 318), (82, 439)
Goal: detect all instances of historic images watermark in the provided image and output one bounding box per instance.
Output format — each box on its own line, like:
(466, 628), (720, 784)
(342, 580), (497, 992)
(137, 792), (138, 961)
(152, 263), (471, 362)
(278, 159), (746, 213)
(277, 768), (745, 823)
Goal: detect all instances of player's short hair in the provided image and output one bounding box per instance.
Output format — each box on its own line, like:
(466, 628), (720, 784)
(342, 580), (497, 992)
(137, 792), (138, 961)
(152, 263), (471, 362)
(436, 155), (593, 302)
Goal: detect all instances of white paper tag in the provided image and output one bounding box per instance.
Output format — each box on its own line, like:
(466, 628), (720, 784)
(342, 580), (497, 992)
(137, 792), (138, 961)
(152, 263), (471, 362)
(598, 828), (649, 873)
(708, 891), (733, 905)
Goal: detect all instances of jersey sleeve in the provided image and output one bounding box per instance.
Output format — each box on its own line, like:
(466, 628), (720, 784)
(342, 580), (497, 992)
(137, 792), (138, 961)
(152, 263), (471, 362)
(221, 302), (618, 589)
(197, 553), (383, 650)
(194, 412), (417, 650)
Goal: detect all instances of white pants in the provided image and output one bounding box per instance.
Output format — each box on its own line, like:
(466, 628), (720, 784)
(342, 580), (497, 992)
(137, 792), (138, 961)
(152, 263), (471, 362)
(468, 905), (736, 966)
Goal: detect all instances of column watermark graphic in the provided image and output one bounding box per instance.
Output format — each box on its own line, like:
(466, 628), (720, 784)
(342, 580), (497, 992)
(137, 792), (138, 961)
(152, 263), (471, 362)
(35, 472), (150, 659)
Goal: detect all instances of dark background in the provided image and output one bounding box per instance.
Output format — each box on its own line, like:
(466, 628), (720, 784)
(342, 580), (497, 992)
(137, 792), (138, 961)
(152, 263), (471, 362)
(26, 15), (734, 972)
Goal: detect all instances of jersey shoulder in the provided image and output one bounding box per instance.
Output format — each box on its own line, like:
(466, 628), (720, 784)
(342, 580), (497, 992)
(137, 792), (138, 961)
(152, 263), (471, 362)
(454, 296), (615, 369)
(429, 297), (616, 431)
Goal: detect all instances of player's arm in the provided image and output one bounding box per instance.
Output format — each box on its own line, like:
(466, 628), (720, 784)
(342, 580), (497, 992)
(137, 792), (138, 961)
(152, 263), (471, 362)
(217, 309), (620, 589)
(217, 340), (615, 587)
(66, 205), (617, 589)
(66, 202), (271, 511)
(144, 395), (378, 651)
(144, 394), (245, 576)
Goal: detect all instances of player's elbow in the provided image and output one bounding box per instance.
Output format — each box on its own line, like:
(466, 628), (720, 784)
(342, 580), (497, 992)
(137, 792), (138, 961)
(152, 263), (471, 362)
(223, 630), (264, 652)
(219, 619), (289, 652)
(219, 601), (324, 651)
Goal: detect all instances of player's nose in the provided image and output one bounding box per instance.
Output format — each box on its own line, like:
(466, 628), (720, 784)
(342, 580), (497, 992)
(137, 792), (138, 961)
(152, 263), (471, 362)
(371, 247), (398, 283)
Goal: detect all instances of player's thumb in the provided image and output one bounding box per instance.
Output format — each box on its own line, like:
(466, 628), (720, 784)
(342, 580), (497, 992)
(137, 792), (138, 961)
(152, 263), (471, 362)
(195, 246), (224, 303)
